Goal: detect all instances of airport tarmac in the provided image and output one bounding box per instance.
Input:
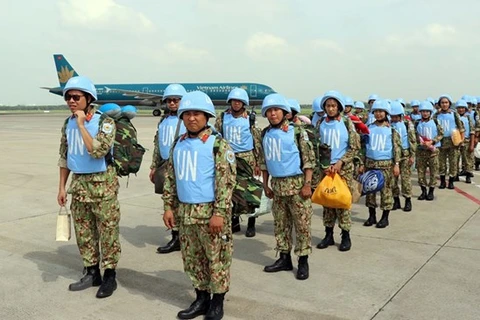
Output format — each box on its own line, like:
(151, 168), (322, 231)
(0, 113), (479, 320)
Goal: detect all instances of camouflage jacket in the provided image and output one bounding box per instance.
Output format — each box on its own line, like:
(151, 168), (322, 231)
(162, 127), (237, 223)
(258, 120), (316, 196)
(361, 121), (402, 169)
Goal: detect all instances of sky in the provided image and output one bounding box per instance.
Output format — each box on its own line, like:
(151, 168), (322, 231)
(1, 0), (480, 105)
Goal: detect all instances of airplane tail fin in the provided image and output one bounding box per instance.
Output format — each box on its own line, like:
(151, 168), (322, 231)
(53, 54), (79, 87)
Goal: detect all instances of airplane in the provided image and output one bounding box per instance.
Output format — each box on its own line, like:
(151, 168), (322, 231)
(42, 54), (277, 116)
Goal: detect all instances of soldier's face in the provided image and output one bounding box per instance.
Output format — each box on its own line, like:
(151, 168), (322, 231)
(65, 90), (88, 113)
(439, 98), (450, 111)
(324, 99), (339, 117)
(166, 96), (181, 112)
(421, 110), (431, 119)
(412, 106), (419, 112)
(354, 108), (363, 114)
(182, 110), (208, 132)
(266, 107), (284, 125)
(230, 99), (244, 112)
(344, 106), (352, 114)
(457, 107), (466, 115)
(391, 115), (401, 122)
(374, 110), (386, 120)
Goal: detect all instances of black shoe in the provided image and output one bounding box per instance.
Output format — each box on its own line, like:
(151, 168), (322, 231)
(376, 210), (390, 228)
(454, 175), (459, 182)
(264, 253), (293, 272)
(157, 230), (180, 254)
(316, 227), (334, 249)
(448, 177), (455, 189)
(363, 208), (377, 226)
(426, 187), (435, 201)
(178, 289), (210, 319)
(476, 165), (479, 171)
(418, 186), (427, 200)
(466, 174), (472, 184)
(245, 217), (256, 237)
(339, 230), (351, 252)
(458, 170), (467, 177)
(69, 264), (102, 291)
(96, 269), (117, 298)
(392, 197), (401, 210)
(232, 216), (241, 233)
(296, 256), (309, 280)
(205, 293), (225, 320)
(439, 175), (446, 189)
(403, 197), (412, 212)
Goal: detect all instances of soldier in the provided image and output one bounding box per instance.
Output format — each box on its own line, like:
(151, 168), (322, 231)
(57, 76), (120, 298)
(409, 100), (422, 122)
(456, 99), (475, 183)
(311, 96), (325, 127)
(343, 96), (354, 116)
(433, 94), (465, 189)
(150, 84), (187, 254)
(315, 91), (360, 252)
(258, 93), (315, 280)
(163, 91), (236, 320)
(214, 87), (262, 237)
(390, 101), (416, 212)
(353, 101), (366, 122)
(415, 101), (443, 200)
(360, 100), (402, 228)
(366, 94), (379, 125)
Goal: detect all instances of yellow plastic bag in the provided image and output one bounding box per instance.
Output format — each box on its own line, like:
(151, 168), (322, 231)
(451, 129), (463, 146)
(311, 173), (352, 209)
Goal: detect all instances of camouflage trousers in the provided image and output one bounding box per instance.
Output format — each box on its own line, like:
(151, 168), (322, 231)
(365, 160), (394, 211)
(417, 149), (439, 187)
(179, 222), (233, 294)
(272, 193), (313, 256)
(460, 139), (474, 173)
(321, 162), (353, 231)
(71, 198), (121, 269)
(393, 150), (413, 198)
(438, 143), (460, 177)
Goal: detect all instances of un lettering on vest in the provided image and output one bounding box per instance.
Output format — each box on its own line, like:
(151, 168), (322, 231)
(66, 128), (86, 156)
(160, 124), (175, 147)
(367, 127), (392, 160)
(370, 133), (388, 151)
(418, 125), (433, 139)
(225, 125), (242, 145)
(461, 117), (470, 136)
(175, 149), (198, 182)
(264, 136), (282, 162)
(321, 128), (341, 149)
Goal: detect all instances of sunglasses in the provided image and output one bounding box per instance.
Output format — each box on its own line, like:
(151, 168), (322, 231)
(166, 98), (181, 104)
(65, 94), (85, 102)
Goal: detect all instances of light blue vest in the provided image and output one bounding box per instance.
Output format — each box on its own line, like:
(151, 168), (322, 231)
(158, 116), (186, 160)
(392, 121), (409, 150)
(222, 113), (253, 153)
(263, 126), (303, 178)
(436, 112), (456, 137)
(366, 125), (393, 160)
(410, 113), (421, 121)
(417, 120), (440, 147)
(173, 135), (216, 204)
(66, 114), (108, 174)
(461, 115), (470, 137)
(319, 119), (348, 164)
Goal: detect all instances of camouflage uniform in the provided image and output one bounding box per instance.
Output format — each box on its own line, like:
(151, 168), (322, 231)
(459, 114), (475, 175)
(415, 120), (444, 187)
(58, 110), (121, 269)
(315, 116), (360, 231)
(162, 128), (236, 293)
(258, 120), (315, 256)
(393, 120), (417, 198)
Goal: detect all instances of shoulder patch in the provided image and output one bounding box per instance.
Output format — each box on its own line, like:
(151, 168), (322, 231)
(102, 122), (113, 134)
(225, 150), (236, 164)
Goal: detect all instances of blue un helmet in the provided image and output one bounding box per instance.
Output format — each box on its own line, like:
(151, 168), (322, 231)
(368, 94), (379, 103)
(344, 96), (354, 107)
(227, 87), (249, 105)
(371, 99), (391, 115)
(426, 97), (435, 106)
(121, 105), (137, 120)
(390, 101), (404, 116)
(287, 98), (301, 114)
(471, 97), (477, 106)
(396, 98), (406, 107)
(354, 101), (365, 109)
(99, 103), (121, 119)
(410, 100), (420, 107)
(455, 99), (468, 109)
(320, 90), (345, 112)
(261, 93), (290, 117)
(162, 83), (187, 102)
(312, 96), (322, 113)
(178, 91), (216, 119)
(63, 76), (97, 101)
(418, 100), (434, 112)
(438, 94), (453, 106)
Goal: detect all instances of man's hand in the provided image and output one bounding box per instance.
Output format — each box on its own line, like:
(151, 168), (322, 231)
(393, 164), (400, 177)
(254, 166), (261, 177)
(57, 189), (67, 206)
(408, 157), (414, 166)
(209, 215), (224, 234)
(73, 110), (86, 126)
(263, 185), (274, 199)
(163, 210), (176, 230)
(300, 184), (312, 199)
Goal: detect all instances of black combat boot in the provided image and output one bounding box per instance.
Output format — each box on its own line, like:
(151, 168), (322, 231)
(418, 186), (427, 200)
(264, 252), (293, 272)
(459, 170), (467, 177)
(69, 264), (102, 291)
(403, 197), (412, 212)
(426, 187), (435, 201)
(454, 175), (459, 182)
(392, 197), (401, 210)
(96, 268), (117, 298)
(177, 289), (210, 319)
(466, 173), (472, 184)
(339, 230), (351, 252)
(296, 255), (309, 280)
(376, 210), (390, 228)
(316, 227), (334, 249)
(157, 230), (180, 254)
(205, 293), (225, 320)
(448, 176), (455, 189)
(363, 207), (377, 226)
(245, 217), (256, 237)
(439, 175), (446, 189)
(232, 216), (241, 233)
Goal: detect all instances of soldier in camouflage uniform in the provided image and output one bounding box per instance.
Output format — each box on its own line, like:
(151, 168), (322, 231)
(360, 99), (402, 229)
(57, 76), (120, 299)
(390, 101), (417, 212)
(455, 99), (475, 184)
(149, 84), (187, 254)
(163, 91), (236, 320)
(433, 94), (465, 189)
(214, 87), (262, 237)
(258, 93), (315, 281)
(314, 91), (360, 252)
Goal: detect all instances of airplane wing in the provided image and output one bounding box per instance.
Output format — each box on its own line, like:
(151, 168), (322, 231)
(105, 87), (163, 101)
